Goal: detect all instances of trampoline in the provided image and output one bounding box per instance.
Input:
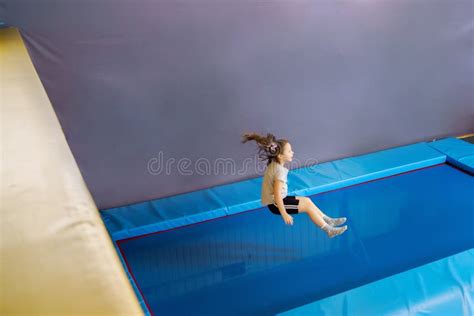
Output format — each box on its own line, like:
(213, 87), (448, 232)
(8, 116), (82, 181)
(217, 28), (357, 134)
(113, 160), (473, 315)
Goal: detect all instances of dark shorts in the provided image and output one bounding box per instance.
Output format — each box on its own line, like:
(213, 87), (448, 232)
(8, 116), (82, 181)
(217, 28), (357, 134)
(267, 196), (300, 215)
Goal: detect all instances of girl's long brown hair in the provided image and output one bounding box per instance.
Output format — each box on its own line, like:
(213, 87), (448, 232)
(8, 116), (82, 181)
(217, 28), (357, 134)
(241, 132), (288, 165)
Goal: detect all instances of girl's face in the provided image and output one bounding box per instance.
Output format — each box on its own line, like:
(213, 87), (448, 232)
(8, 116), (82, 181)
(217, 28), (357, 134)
(278, 143), (294, 163)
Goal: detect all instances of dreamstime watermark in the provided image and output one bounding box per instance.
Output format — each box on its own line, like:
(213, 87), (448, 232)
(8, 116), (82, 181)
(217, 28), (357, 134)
(147, 151), (321, 176)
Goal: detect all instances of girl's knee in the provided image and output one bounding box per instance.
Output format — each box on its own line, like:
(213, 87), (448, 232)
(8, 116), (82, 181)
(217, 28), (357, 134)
(297, 197), (310, 211)
(297, 196), (310, 205)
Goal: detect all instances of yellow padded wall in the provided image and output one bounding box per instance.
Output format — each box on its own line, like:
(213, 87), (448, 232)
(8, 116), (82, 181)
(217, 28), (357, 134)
(0, 28), (143, 315)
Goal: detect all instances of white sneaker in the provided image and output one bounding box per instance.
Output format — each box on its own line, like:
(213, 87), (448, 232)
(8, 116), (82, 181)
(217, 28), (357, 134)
(326, 225), (348, 238)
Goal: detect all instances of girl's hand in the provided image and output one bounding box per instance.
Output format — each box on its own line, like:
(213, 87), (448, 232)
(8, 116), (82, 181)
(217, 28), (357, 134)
(282, 213), (294, 226)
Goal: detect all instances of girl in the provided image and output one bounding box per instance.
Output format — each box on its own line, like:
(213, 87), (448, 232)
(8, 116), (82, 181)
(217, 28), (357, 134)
(242, 132), (348, 238)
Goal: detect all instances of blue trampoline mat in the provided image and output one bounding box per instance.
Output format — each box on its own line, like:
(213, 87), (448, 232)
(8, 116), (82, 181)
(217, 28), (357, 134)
(117, 163), (474, 315)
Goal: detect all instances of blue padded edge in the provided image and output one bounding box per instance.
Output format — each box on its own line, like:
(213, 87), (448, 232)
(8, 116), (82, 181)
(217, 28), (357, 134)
(100, 142), (446, 241)
(278, 248), (474, 316)
(428, 137), (474, 175)
(113, 241), (151, 316)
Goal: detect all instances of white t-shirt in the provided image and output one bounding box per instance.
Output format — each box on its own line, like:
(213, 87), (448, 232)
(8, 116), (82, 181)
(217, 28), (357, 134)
(261, 161), (289, 205)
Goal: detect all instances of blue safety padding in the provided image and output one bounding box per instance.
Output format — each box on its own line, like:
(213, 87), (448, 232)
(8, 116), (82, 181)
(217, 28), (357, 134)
(100, 142), (446, 241)
(278, 248), (474, 316)
(101, 189), (228, 241)
(112, 241), (151, 315)
(289, 142), (445, 197)
(428, 137), (474, 174)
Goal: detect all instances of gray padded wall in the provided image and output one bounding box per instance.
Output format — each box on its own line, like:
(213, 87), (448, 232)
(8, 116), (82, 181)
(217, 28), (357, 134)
(2, 0), (473, 209)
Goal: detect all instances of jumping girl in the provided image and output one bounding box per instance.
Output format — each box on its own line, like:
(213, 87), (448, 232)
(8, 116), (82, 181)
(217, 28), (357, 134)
(242, 132), (348, 238)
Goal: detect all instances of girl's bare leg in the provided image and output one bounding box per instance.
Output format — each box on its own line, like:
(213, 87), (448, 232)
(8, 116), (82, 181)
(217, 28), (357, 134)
(296, 196), (347, 226)
(296, 199), (326, 227)
(297, 196), (347, 237)
(296, 196), (326, 217)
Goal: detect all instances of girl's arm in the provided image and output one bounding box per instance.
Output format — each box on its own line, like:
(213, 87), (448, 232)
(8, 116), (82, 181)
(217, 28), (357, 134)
(273, 179), (287, 215)
(273, 180), (293, 225)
